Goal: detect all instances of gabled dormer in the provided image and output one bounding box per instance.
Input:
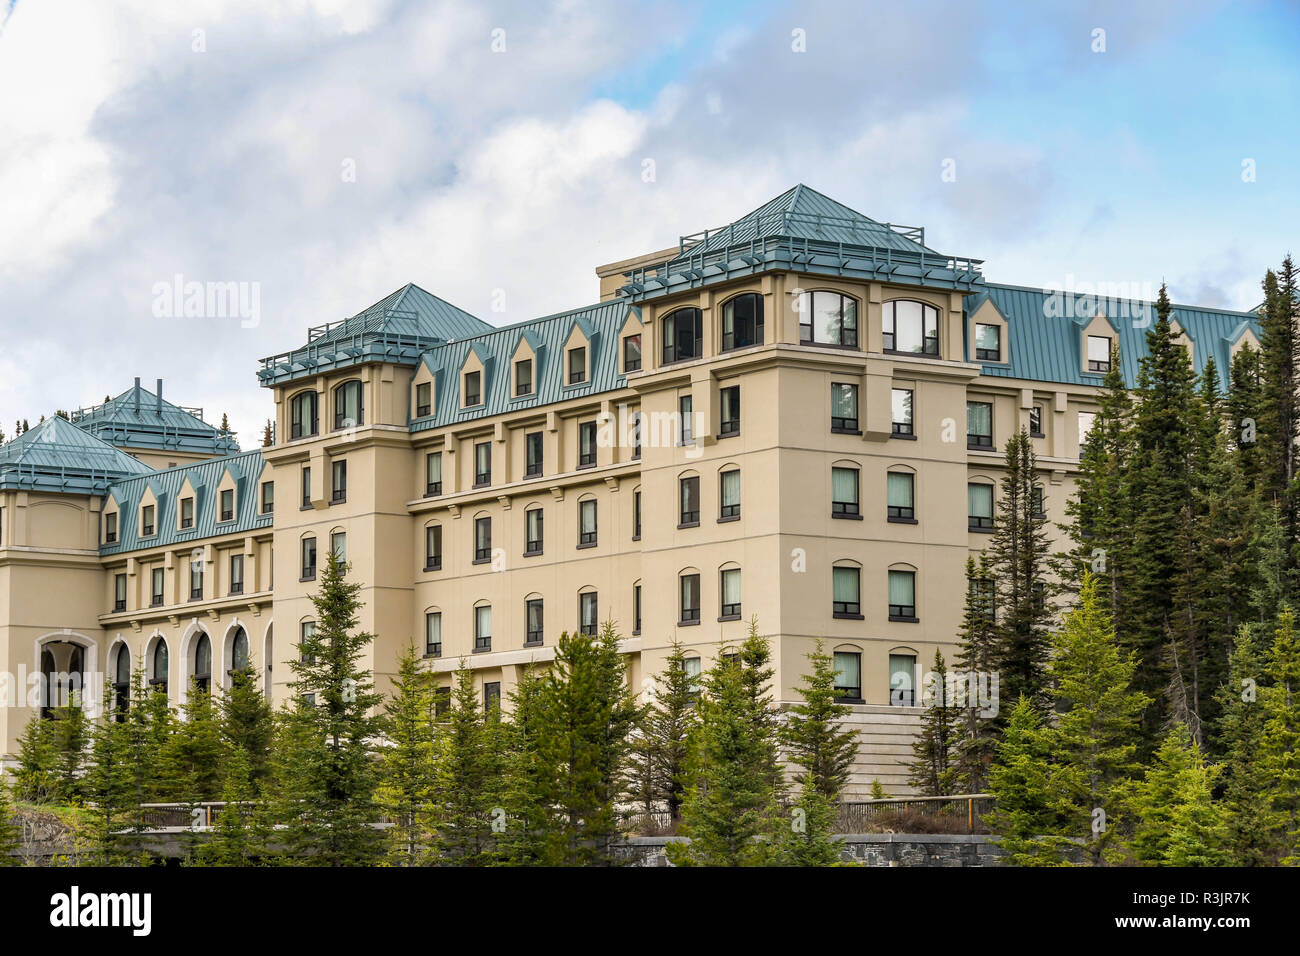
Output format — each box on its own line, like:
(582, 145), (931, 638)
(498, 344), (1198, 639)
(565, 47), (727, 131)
(1077, 312), (1120, 376)
(618, 308), (644, 374)
(411, 355), (436, 422)
(1226, 321), (1261, 363)
(563, 316), (596, 387)
(967, 297), (1008, 365)
(103, 492), (121, 545)
(176, 475), (201, 532)
(510, 330), (543, 400)
(459, 344), (492, 410)
(139, 484), (160, 539)
(215, 467), (239, 526)
(1169, 318), (1194, 365)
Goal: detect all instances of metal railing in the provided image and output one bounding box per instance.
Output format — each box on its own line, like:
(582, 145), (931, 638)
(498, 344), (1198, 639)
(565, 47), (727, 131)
(836, 794), (993, 834)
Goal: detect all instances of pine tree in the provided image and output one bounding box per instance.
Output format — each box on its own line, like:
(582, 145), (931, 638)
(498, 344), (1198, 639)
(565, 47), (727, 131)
(49, 703), (89, 804)
(1256, 258), (1299, 520)
(908, 650), (961, 796)
(431, 662), (502, 865)
(83, 686), (136, 864)
(196, 749), (269, 866)
(275, 550), (385, 865)
(770, 787), (843, 866)
(1212, 624), (1274, 864)
(219, 663), (273, 792)
(499, 665), (550, 864)
(219, 413), (230, 433)
(954, 556), (1000, 792)
(375, 643), (436, 865)
(1129, 724), (1228, 866)
(159, 681), (227, 803)
(990, 428), (1054, 711)
(0, 781), (22, 866)
(782, 640), (857, 800)
(1045, 571), (1150, 865)
(627, 639), (698, 830)
(1260, 606), (1300, 862)
(1228, 341), (1264, 487)
(262, 420), (273, 447)
(14, 715), (58, 804)
(986, 696), (1073, 866)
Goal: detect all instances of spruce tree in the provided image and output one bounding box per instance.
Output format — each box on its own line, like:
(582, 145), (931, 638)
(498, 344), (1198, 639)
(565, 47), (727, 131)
(1212, 624), (1274, 864)
(1260, 606), (1300, 862)
(83, 685), (136, 864)
(628, 639), (698, 829)
(770, 787), (843, 866)
(499, 665), (550, 864)
(219, 662), (273, 792)
(0, 781), (22, 866)
(196, 748), (269, 866)
(953, 556), (1000, 792)
(908, 650), (961, 796)
(49, 703), (89, 804)
(14, 715), (57, 804)
(1256, 258), (1299, 523)
(431, 662), (502, 865)
(782, 640), (857, 800)
(986, 696), (1073, 866)
(262, 420), (274, 447)
(376, 643), (436, 865)
(159, 680), (227, 803)
(1129, 724), (1228, 866)
(276, 550), (385, 865)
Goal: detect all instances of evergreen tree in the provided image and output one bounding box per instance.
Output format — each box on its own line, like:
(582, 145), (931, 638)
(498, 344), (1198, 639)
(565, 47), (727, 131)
(1256, 258), (1299, 521)
(1212, 624), (1274, 864)
(636, 639), (698, 827)
(1260, 606), (1300, 862)
(908, 650), (961, 796)
(431, 662), (502, 865)
(275, 550), (385, 865)
(159, 680), (227, 803)
(83, 686), (136, 864)
(375, 643), (436, 865)
(219, 663), (273, 792)
(196, 749), (269, 866)
(499, 666), (550, 864)
(990, 428), (1054, 711)
(49, 704), (89, 804)
(262, 420), (274, 447)
(770, 787), (843, 866)
(1227, 340), (1264, 487)
(782, 640), (857, 801)
(986, 696), (1074, 866)
(220, 413), (230, 433)
(0, 781), (21, 866)
(954, 556), (1000, 792)
(13, 715), (57, 804)
(1129, 724), (1229, 866)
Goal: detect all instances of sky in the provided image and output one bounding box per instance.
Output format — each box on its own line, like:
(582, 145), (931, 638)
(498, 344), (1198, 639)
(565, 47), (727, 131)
(1, 0), (1297, 446)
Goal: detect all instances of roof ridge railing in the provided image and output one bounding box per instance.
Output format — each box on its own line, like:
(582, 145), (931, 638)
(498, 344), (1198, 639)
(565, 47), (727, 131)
(260, 327), (437, 374)
(678, 210), (928, 255)
(306, 307), (420, 343)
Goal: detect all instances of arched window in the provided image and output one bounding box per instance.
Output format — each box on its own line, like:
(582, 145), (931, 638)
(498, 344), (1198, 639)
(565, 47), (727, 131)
(290, 390), (319, 440)
(113, 644), (131, 718)
(334, 380), (363, 430)
(40, 649), (55, 718)
(194, 633), (212, 693)
(152, 639), (169, 696)
(230, 627), (249, 675)
(798, 291), (858, 347)
(883, 300), (939, 356)
(721, 293), (764, 351)
(662, 307), (703, 365)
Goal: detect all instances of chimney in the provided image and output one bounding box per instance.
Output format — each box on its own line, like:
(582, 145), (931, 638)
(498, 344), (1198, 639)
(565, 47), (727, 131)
(134, 377), (140, 415)
(156, 379), (163, 415)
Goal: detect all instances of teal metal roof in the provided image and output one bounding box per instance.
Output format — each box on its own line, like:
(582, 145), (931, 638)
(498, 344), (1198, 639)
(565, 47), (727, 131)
(100, 449), (271, 556)
(258, 283), (492, 386)
(965, 283), (1260, 389)
(0, 416), (154, 495)
(70, 380), (239, 457)
(615, 184), (984, 302)
(410, 299), (638, 432)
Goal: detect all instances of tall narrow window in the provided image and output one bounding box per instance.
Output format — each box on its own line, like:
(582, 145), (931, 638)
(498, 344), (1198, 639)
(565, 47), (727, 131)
(113, 644), (131, 716)
(426, 452), (442, 496)
(888, 569), (917, 620)
(579, 421), (597, 468)
(464, 370), (482, 407)
(720, 469), (741, 519)
(623, 334), (642, 373)
(189, 557), (203, 600)
(334, 380), (363, 429)
(261, 482), (274, 515)
(887, 472), (915, 521)
(475, 605), (492, 652)
(579, 592), (598, 635)
(967, 401), (993, 448)
(633, 583), (642, 633)
(679, 476), (700, 526)
(474, 441), (491, 486)
(301, 536), (317, 580)
(721, 293), (764, 351)
(300, 621), (317, 664)
(105, 512), (118, 543)
(515, 358), (533, 397)
(230, 628), (249, 674)
(229, 553), (244, 595)
(301, 466), (311, 508)
(1031, 485), (1046, 519)
(151, 639), (169, 695)
(525, 431), (543, 477)
(474, 516), (492, 562)
(180, 497), (194, 530)
(194, 633), (212, 694)
(425, 525), (442, 570)
(833, 566), (861, 617)
(415, 381), (431, 418)
(720, 568), (741, 618)
(525, 598), (544, 645)
(883, 300), (939, 356)
(114, 573), (126, 612)
(679, 573), (701, 624)
(141, 504), (156, 536)
(567, 347), (587, 385)
(220, 488), (235, 521)
(151, 567), (164, 606)
(890, 654), (917, 706)
(484, 682), (501, 713)
(633, 490), (642, 539)
(832, 383), (859, 432)
(425, 612), (442, 657)
(1029, 404), (1044, 437)
(331, 459), (347, 503)
(525, 508), (543, 555)
(833, 651), (862, 702)
(798, 291), (858, 347)
(974, 323), (1000, 361)
(679, 394), (694, 445)
(968, 483), (995, 531)
(290, 391), (319, 439)
(331, 530), (346, 563)
(831, 467), (860, 517)
(892, 388), (914, 438)
(719, 386), (740, 436)
(662, 308), (703, 365)
(578, 499), (597, 547)
(631, 411), (642, 460)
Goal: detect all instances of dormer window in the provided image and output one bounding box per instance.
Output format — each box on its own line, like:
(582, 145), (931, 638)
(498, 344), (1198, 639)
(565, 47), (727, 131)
(290, 391), (319, 440)
(105, 512), (118, 544)
(662, 308), (703, 365)
(623, 334), (642, 373)
(883, 300), (938, 356)
(180, 497), (194, 530)
(219, 489), (234, 523)
(464, 370), (482, 408)
(415, 382), (432, 418)
(334, 380), (363, 430)
(141, 504), (155, 537)
(974, 323), (1001, 361)
(1087, 335), (1112, 373)
(567, 347), (587, 385)
(721, 293), (764, 351)
(515, 359), (533, 397)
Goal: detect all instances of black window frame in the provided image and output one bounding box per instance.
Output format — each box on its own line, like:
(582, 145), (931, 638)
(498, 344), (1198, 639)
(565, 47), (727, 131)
(623, 334), (642, 373)
(968, 482), (995, 531)
(679, 572), (701, 625)
(415, 381), (432, 418)
(567, 347), (587, 385)
(525, 508), (544, 555)
(578, 499), (598, 547)
(515, 358), (533, 397)
(719, 385), (740, 437)
(833, 651), (863, 702)
(289, 390), (319, 440)
(974, 322), (1001, 361)
(679, 475), (700, 527)
(578, 591), (598, 636)
(1029, 404), (1044, 437)
(721, 292), (764, 352)
(719, 567), (741, 619)
(114, 573), (126, 613)
(883, 299), (939, 357)
(719, 469), (741, 519)
(301, 536), (317, 580)
(331, 459), (347, 503)
(141, 504), (155, 537)
(525, 431), (543, 477)
(799, 290), (859, 348)
(260, 482), (274, 515)
(180, 497), (194, 530)
(967, 401), (994, 449)
(831, 466), (860, 517)
(425, 452), (442, 497)
(229, 553), (244, 596)
(333, 379), (364, 431)
(474, 516), (492, 563)
(661, 307), (703, 365)
(425, 524), (442, 571)
(888, 569), (918, 621)
(525, 598), (544, 646)
(474, 441), (491, 487)
(464, 370), (482, 408)
(425, 612), (442, 657)
(887, 471), (915, 521)
(150, 567), (165, 607)
(578, 421), (597, 468)
(831, 382), (859, 433)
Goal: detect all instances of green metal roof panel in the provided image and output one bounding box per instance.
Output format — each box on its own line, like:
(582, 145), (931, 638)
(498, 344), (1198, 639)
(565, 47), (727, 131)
(410, 300), (637, 432)
(70, 382), (239, 456)
(966, 283), (1260, 389)
(0, 416), (155, 495)
(99, 449), (271, 555)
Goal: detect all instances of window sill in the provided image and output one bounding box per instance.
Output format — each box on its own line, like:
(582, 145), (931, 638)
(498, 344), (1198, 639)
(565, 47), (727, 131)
(299, 505), (314, 512)
(577, 463), (596, 471)
(473, 645), (492, 654)
(717, 614), (742, 623)
(717, 514), (741, 524)
(299, 575), (316, 583)
(968, 526), (995, 534)
(831, 428), (862, 436)
(891, 432), (917, 441)
(632, 629), (641, 636)
(889, 615), (920, 623)
(837, 697), (865, 705)
(228, 589), (244, 597)
(888, 516), (918, 525)
(472, 481), (491, 490)
(330, 497), (347, 506)
(677, 520), (700, 530)
(423, 652), (441, 660)
(524, 471), (544, 480)
(798, 341), (861, 352)
(716, 430), (740, 440)
(833, 612), (864, 621)
(523, 549), (542, 558)
(631, 535), (641, 542)
(424, 564), (441, 572)
(967, 442), (995, 451)
(1029, 431), (1045, 439)
(832, 512), (863, 521)
(883, 349), (941, 360)
(471, 557), (492, 566)
(576, 542), (597, 550)
(677, 619), (701, 627)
